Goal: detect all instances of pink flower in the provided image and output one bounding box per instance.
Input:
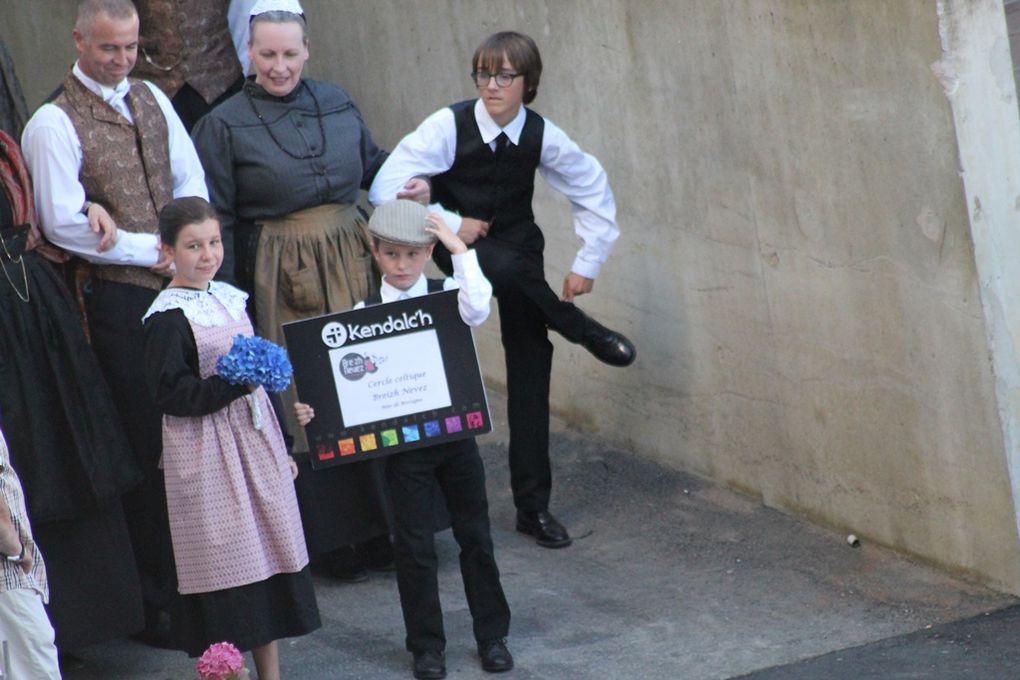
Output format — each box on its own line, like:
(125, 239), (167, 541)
(196, 642), (246, 680)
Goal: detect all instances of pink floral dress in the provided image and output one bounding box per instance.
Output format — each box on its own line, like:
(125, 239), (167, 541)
(144, 282), (308, 594)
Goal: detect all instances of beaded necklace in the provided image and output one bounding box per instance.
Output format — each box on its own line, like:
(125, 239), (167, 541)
(0, 229), (28, 303)
(243, 80), (327, 160)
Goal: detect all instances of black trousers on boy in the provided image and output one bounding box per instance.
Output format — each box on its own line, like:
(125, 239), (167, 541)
(436, 235), (590, 514)
(386, 438), (510, 653)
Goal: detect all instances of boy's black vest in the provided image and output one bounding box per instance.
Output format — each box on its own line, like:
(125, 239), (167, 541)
(431, 99), (545, 250)
(361, 278), (445, 307)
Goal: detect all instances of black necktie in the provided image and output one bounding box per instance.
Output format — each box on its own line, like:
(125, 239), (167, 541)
(495, 132), (508, 155)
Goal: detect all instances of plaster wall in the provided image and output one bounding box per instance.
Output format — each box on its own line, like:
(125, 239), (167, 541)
(3, 0), (1020, 591)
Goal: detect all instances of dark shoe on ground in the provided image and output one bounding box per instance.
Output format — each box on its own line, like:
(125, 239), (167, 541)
(412, 649), (446, 679)
(315, 545), (369, 583)
(516, 510), (573, 548)
(581, 317), (636, 367)
(477, 638), (514, 673)
(359, 534), (396, 572)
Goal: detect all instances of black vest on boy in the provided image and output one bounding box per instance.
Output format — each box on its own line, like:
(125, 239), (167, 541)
(361, 278), (445, 307)
(431, 100), (545, 251)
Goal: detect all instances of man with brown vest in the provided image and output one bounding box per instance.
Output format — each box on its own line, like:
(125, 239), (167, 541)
(21, 0), (208, 650)
(130, 0), (244, 131)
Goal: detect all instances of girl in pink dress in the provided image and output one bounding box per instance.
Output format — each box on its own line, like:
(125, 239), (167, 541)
(142, 196), (319, 680)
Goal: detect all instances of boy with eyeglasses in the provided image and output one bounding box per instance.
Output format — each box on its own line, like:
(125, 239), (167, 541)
(370, 30), (635, 552)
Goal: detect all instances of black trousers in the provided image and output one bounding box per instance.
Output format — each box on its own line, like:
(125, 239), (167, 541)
(437, 235), (589, 512)
(86, 279), (179, 617)
(386, 439), (510, 653)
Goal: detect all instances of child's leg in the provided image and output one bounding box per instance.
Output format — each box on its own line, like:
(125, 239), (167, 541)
(252, 640), (280, 680)
(496, 284), (554, 513)
(434, 440), (511, 644)
(472, 240), (588, 342)
(385, 451), (447, 654)
(0, 589), (61, 680)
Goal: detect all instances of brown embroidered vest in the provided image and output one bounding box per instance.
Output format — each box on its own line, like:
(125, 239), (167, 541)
(132, 0), (242, 103)
(54, 73), (173, 290)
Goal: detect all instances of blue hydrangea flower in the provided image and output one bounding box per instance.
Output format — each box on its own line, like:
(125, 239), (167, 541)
(216, 335), (293, 393)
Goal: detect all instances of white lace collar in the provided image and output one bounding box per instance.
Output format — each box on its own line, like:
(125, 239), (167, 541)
(142, 281), (249, 327)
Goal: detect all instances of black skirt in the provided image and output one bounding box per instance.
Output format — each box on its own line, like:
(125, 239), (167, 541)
(0, 250), (140, 521)
(174, 566), (321, 657)
(293, 455), (451, 556)
(293, 455), (394, 555)
(0, 250), (146, 649)
(35, 502), (145, 650)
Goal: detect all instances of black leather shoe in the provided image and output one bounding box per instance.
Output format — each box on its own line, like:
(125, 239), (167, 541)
(477, 638), (514, 673)
(412, 649), (446, 679)
(581, 317), (636, 367)
(516, 510), (572, 548)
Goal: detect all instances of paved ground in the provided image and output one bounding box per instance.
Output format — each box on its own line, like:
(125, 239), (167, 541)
(61, 393), (1017, 679)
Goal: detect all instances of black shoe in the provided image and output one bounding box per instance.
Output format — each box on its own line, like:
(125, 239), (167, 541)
(315, 545), (369, 583)
(581, 317), (636, 367)
(516, 510), (573, 548)
(412, 649), (446, 679)
(477, 638), (514, 673)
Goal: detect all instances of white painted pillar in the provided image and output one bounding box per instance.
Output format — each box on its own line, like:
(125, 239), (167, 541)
(937, 0), (1020, 541)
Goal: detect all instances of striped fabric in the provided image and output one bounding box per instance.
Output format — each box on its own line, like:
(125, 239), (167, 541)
(0, 432), (47, 602)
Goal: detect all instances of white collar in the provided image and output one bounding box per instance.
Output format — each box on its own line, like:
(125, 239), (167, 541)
(73, 62), (131, 105)
(142, 281), (249, 327)
(473, 98), (526, 146)
(379, 274), (428, 302)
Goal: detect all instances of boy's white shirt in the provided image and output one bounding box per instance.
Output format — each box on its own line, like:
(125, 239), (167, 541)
(367, 99), (619, 280)
(355, 250), (492, 327)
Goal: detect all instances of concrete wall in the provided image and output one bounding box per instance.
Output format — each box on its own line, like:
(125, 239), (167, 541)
(5, 0), (1020, 592)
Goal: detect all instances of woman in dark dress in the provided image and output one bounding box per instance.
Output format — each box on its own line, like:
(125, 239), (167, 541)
(0, 124), (145, 650)
(191, 2), (432, 580)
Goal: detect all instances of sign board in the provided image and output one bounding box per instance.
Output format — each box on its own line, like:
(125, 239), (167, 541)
(282, 290), (491, 469)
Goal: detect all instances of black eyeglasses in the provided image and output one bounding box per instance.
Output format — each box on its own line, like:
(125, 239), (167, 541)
(471, 71), (522, 88)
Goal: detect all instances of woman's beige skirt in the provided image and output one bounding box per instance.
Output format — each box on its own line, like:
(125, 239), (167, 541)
(254, 202), (378, 454)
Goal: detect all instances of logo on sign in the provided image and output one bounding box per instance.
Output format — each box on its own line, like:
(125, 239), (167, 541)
(321, 321), (348, 348)
(338, 353), (381, 381)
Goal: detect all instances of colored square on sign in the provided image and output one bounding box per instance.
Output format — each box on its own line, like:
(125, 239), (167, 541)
(359, 434), (378, 451)
(466, 411), (484, 429)
(424, 420), (442, 438)
(445, 416), (463, 433)
(402, 425), (421, 443)
(339, 438), (357, 456)
(380, 429), (399, 447)
(317, 444), (336, 461)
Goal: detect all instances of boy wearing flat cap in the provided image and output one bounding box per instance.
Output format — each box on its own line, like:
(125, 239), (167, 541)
(296, 200), (512, 679)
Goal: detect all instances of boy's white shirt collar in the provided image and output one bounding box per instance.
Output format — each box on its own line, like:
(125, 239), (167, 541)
(473, 98), (526, 146)
(379, 273), (429, 301)
(73, 61), (131, 105)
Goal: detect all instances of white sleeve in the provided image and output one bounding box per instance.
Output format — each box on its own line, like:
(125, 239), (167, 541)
(368, 107), (464, 232)
(21, 104), (160, 266)
(444, 249), (492, 327)
(145, 82), (208, 200)
(537, 118), (619, 280)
